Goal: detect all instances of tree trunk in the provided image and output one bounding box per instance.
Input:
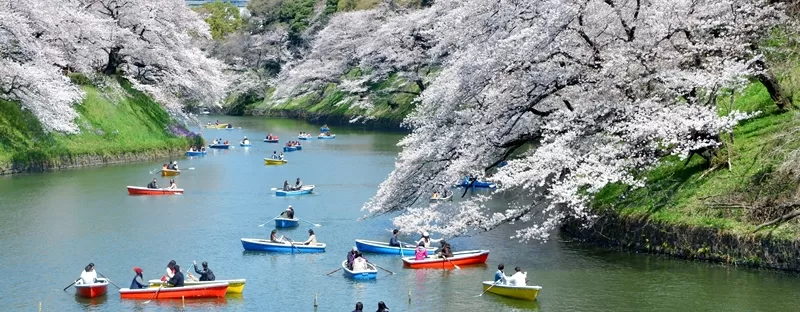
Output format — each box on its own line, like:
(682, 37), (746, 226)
(753, 59), (791, 111)
(103, 46), (124, 75)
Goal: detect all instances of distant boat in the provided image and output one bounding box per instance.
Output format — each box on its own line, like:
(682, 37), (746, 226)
(354, 239), (436, 255)
(200, 109), (211, 115)
(240, 238), (326, 253)
(341, 260), (377, 280)
(127, 186), (184, 195)
(119, 282), (228, 299)
(274, 217), (299, 228)
(480, 281), (542, 301)
(186, 150), (206, 156)
(402, 250), (489, 269)
(74, 278), (109, 298)
(275, 185), (314, 196)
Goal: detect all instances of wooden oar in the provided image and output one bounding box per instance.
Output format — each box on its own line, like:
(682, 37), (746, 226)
(285, 237), (303, 254)
(144, 283), (164, 304)
(258, 213), (283, 227)
(299, 218), (321, 227)
(368, 262), (394, 274)
(476, 281), (499, 297)
(97, 272), (121, 289)
(63, 278), (80, 291)
(443, 256), (461, 270)
(326, 268), (342, 276)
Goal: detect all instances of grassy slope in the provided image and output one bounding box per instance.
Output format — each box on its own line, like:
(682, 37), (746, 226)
(592, 82), (800, 239)
(0, 79), (191, 166)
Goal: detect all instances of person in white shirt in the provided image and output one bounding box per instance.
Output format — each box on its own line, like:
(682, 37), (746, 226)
(415, 231), (443, 249)
(352, 253), (370, 271)
(507, 266), (527, 286)
(303, 229), (317, 245)
(79, 263), (98, 284)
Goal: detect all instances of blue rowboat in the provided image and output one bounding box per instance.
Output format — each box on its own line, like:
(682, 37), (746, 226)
(298, 136), (312, 140)
(355, 239), (437, 255)
(283, 146), (297, 152)
(455, 178), (497, 188)
(341, 260), (377, 280)
(240, 142), (252, 147)
(209, 144), (231, 149)
(320, 127), (330, 132)
(295, 145), (302, 150)
(186, 151), (206, 156)
(317, 135), (336, 139)
(264, 139), (279, 143)
(274, 217), (299, 228)
(240, 238), (326, 253)
(275, 185), (315, 196)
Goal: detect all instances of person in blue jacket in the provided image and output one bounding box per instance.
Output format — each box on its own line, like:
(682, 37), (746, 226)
(389, 229), (401, 247)
(129, 267), (147, 289)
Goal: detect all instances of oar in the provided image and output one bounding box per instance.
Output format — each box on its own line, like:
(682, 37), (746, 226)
(285, 237), (303, 254)
(144, 283), (164, 304)
(475, 281), (499, 297)
(399, 241), (405, 258)
(258, 213), (283, 227)
(326, 268), (342, 276)
(63, 278), (80, 291)
(368, 262), (394, 275)
(443, 256), (461, 270)
(299, 218), (321, 227)
(97, 272), (121, 289)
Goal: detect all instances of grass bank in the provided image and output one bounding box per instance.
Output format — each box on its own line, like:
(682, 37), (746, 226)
(0, 77), (199, 174)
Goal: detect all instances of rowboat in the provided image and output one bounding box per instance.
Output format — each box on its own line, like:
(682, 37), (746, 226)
(354, 239), (437, 255)
(298, 136), (312, 140)
(264, 138), (279, 143)
(186, 151), (206, 156)
(317, 134), (336, 139)
(283, 146), (297, 152)
(295, 145), (302, 150)
(161, 169), (180, 176)
(148, 279), (247, 294)
(456, 179), (497, 188)
(274, 217), (299, 228)
(75, 278), (108, 298)
(481, 281), (542, 301)
(320, 127), (330, 132)
(205, 124), (228, 129)
(341, 260), (377, 280)
(127, 186), (184, 195)
(402, 250), (489, 269)
(119, 282), (228, 300)
(240, 142), (252, 147)
(208, 144), (231, 149)
(264, 158), (288, 165)
(430, 195), (452, 203)
(240, 238), (326, 253)
(275, 185), (314, 196)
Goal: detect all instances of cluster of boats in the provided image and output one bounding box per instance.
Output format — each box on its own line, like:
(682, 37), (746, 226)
(72, 278), (247, 300)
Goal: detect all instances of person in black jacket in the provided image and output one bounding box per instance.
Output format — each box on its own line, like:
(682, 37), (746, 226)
(129, 267), (147, 289)
(193, 260), (216, 281)
(147, 178), (158, 189)
(167, 264), (184, 287)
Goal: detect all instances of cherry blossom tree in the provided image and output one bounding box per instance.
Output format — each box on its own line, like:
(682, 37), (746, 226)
(361, 0), (786, 241)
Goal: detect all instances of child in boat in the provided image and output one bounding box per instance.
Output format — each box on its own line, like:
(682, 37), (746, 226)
(130, 267), (147, 289)
(414, 242), (427, 260)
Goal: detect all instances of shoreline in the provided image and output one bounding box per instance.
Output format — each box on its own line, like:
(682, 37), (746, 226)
(245, 108), (408, 132)
(0, 147), (187, 176)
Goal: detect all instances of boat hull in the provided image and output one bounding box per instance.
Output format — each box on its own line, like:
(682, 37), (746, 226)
(341, 260), (377, 280)
(317, 135), (335, 139)
(295, 145), (302, 150)
(161, 169), (180, 176)
(208, 144), (231, 149)
(429, 196), (452, 203)
(264, 159), (288, 165)
(240, 143), (252, 147)
(355, 239), (436, 255)
(402, 250), (489, 269)
(274, 218), (299, 228)
(75, 279), (108, 298)
(275, 185), (314, 196)
(205, 124), (228, 129)
(264, 139), (279, 143)
(457, 180), (497, 188)
(186, 151), (206, 156)
(148, 279), (246, 294)
(481, 281), (541, 301)
(127, 186), (184, 195)
(241, 238), (326, 253)
(283, 146), (297, 152)
(298, 136), (311, 140)
(119, 283), (228, 299)
(320, 127), (330, 132)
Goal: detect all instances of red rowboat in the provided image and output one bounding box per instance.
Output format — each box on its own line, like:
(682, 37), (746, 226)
(119, 282), (228, 300)
(75, 278), (109, 298)
(402, 250), (489, 269)
(126, 186), (184, 195)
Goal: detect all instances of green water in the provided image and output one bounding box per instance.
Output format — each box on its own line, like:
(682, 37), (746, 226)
(0, 116), (798, 312)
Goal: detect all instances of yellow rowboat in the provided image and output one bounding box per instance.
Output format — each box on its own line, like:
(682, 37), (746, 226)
(481, 281), (542, 301)
(161, 169), (180, 176)
(148, 279), (247, 294)
(264, 158), (288, 165)
(204, 123), (229, 129)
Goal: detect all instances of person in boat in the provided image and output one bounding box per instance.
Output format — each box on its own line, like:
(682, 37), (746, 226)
(352, 252), (369, 271)
(279, 152), (285, 160)
(270, 229), (287, 244)
(129, 266), (147, 289)
(215, 120), (219, 125)
(432, 191), (440, 199)
(414, 241), (428, 260)
(416, 231), (443, 249)
(271, 151), (279, 160)
(212, 139), (218, 145)
(79, 263), (98, 284)
(224, 140), (229, 145)
(201, 146), (206, 152)
(294, 177), (303, 190)
(494, 263), (509, 285)
(389, 229), (401, 247)
(279, 206), (295, 219)
(376, 301), (390, 312)
(347, 246), (358, 269)
(167, 179), (177, 190)
(147, 178), (158, 189)
(303, 229), (317, 245)
(352, 302), (364, 312)
(227, 124), (233, 129)
(161, 260), (176, 282)
(166, 264), (185, 287)
(507, 266), (527, 286)
(192, 260), (216, 281)
(435, 240), (454, 259)
(283, 180), (291, 191)
(242, 136), (249, 144)
(169, 161), (178, 170)
(162, 164), (168, 170)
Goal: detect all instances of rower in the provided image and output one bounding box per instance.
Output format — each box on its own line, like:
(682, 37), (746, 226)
(147, 178), (158, 189)
(166, 264), (185, 287)
(242, 136), (249, 144)
(167, 179), (177, 190)
(79, 263), (97, 284)
(389, 229), (401, 247)
(494, 263), (508, 285)
(272, 151), (279, 160)
(436, 240), (453, 258)
(271, 229), (287, 243)
(294, 177), (303, 190)
(352, 252), (369, 271)
(279, 206), (295, 219)
(193, 260), (216, 281)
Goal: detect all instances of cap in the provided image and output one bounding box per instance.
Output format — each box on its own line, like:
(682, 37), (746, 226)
(352, 246), (357, 251)
(422, 231), (429, 237)
(133, 267), (143, 273)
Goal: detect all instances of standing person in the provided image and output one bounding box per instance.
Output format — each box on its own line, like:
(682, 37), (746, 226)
(129, 267), (147, 289)
(507, 267), (527, 286)
(353, 302), (364, 312)
(147, 178), (158, 189)
(494, 263), (508, 285)
(389, 229), (401, 247)
(193, 260), (216, 281)
(167, 264), (185, 287)
(303, 229), (317, 245)
(376, 301), (389, 312)
(416, 231), (443, 249)
(79, 263), (97, 284)
(161, 260), (176, 282)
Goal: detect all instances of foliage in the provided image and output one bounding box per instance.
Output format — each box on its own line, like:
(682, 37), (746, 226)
(194, 1), (245, 40)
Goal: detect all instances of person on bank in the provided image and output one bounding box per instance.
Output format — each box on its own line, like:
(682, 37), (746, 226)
(389, 229), (401, 247)
(166, 264), (185, 287)
(303, 229), (317, 245)
(147, 178), (158, 189)
(129, 267), (147, 289)
(79, 263), (98, 284)
(193, 260), (215, 281)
